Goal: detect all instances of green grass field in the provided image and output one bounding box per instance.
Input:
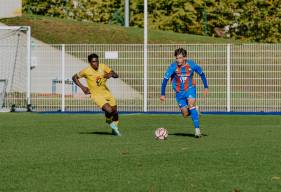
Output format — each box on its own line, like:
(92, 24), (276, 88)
(0, 113), (280, 192)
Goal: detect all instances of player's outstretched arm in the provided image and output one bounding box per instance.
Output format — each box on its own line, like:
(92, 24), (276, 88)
(199, 72), (208, 97)
(160, 78), (169, 102)
(72, 74), (90, 94)
(160, 63), (175, 102)
(193, 62), (208, 97)
(104, 70), (119, 79)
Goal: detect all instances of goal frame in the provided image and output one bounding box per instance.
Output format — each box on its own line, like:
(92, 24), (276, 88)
(0, 79), (7, 108)
(0, 26), (31, 106)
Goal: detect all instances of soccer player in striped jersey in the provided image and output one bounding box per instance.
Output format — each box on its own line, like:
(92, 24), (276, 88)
(72, 53), (121, 136)
(160, 48), (208, 138)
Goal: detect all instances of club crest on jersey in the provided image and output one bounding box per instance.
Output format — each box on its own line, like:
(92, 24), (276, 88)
(96, 76), (103, 86)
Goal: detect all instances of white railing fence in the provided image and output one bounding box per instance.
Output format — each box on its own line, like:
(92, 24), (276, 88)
(2, 44), (281, 112)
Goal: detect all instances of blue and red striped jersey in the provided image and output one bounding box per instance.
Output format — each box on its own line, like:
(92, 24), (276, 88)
(163, 59), (207, 93)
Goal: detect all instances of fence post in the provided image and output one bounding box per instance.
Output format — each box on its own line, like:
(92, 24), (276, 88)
(27, 26), (31, 106)
(144, 0), (148, 112)
(227, 44), (231, 112)
(61, 44), (65, 112)
(125, 0), (129, 27)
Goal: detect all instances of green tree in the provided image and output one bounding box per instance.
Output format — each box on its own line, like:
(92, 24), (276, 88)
(22, 0), (281, 42)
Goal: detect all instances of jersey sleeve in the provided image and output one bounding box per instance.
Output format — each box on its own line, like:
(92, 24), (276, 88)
(77, 67), (87, 78)
(161, 63), (175, 96)
(163, 63), (176, 79)
(189, 60), (208, 88)
(103, 64), (112, 74)
(190, 60), (203, 75)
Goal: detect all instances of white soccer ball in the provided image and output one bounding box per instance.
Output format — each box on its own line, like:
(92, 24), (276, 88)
(155, 128), (168, 140)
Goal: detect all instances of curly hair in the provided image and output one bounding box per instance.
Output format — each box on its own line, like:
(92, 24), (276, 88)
(174, 48), (187, 57)
(88, 53), (99, 62)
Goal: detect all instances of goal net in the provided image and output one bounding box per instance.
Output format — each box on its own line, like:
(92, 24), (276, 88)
(0, 26), (31, 111)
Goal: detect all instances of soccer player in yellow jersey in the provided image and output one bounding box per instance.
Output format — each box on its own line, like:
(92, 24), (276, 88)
(72, 53), (121, 136)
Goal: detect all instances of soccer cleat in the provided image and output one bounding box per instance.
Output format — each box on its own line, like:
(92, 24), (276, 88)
(111, 127), (121, 136)
(110, 122), (121, 136)
(195, 128), (201, 138)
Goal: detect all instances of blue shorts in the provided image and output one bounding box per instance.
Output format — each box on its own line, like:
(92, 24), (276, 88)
(175, 87), (196, 109)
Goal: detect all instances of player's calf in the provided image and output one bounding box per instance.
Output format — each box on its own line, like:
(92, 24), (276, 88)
(104, 110), (113, 124)
(189, 105), (201, 138)
(181, 107), (190, 118)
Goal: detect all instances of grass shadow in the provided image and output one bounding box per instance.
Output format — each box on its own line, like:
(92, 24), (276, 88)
(170, 133), (208, 137)
(170, 133), (195, 137)
(79, 131), (112, 135)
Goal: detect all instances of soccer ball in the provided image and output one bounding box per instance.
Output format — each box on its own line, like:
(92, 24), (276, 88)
(155, 128), (168, 140)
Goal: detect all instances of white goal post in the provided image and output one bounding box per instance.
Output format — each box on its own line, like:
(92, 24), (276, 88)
(0, 79), (7, 108)
(0, 26), (31, 111)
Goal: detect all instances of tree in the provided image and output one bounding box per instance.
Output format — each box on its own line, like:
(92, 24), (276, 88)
(23, 0), (281, 42)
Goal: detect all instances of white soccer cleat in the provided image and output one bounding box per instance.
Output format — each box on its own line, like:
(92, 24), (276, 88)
(195, 128), (201, 138)
(110, 122), (121, 136)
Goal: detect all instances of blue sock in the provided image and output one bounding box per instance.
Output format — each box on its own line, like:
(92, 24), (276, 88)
(190, 106), (199, 128)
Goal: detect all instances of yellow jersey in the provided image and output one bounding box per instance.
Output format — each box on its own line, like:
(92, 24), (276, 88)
(77, 63), (112, 94)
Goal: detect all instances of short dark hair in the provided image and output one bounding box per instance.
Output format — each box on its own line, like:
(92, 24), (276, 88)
(174, 48), (187, 57)
(88, 53), (99, 62)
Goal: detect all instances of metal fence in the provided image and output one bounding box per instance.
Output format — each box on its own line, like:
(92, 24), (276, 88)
(2, 44), (281, 112)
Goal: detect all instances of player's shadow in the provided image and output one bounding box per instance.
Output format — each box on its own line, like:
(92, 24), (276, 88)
(170, 133), (208, 137)
(79, 131), (112, 135)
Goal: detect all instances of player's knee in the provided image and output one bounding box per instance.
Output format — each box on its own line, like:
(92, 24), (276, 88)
(106, 108), (113, 114)
(189, 104), (195, 109)
(182, 112), (189, 118)
(112, 109), (117, 115)
(110, 107), (119, 116)
(102, 104), (114, 114)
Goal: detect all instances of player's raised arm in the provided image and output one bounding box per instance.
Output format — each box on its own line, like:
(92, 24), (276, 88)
(72, 73), (90, 95)
(160, 78), (169, 101)
(104, 70), (119, 79)
(192, 61), (208, 97)
(160, 64), (176, 101)
(103, 63), (119, 79)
